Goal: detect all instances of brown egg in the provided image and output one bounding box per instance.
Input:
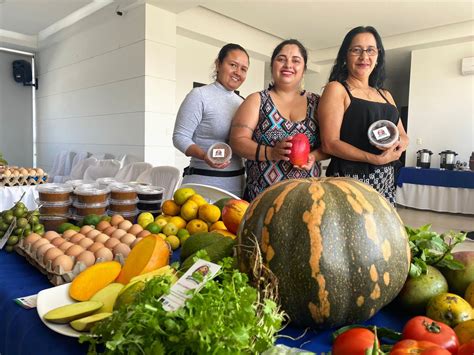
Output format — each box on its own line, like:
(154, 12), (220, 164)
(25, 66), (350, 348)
(86, 229), (101, 240)
(80, 225), (94, 235)
(120, 233), (136, 246)
(104, 237), (121, 249)
(31, 238), (50, 253)
(69, 233), (86, 244)
(96, 220), (111, 232)
(25, 233), (41, 246)
(58, 241), (73, 252)
(94, 233), (110, 244)
(111, 229), (127, 240)
(113, 243), (131, 258)
(130, 237), (143, 249)
(78, 237), (94, 249)
(76, 250), (96, 267)
(136, 230), (151, 239)
(52, 255), (74, 272)
(43, 247), (64, 266)
(94, 247), (113, 261)
(43, 231), (60, 241)
(62, 229), (78, 240)
(36, 243), (54, 260)
(50, 237), (66, 247)
(128, 224), (143, 236)
(110, 214), (125, 226)
(103, 226), (117, 236)
(118, 220), (133, 231)
(88, 242), (105, 253)
(65, 244), (84, 257)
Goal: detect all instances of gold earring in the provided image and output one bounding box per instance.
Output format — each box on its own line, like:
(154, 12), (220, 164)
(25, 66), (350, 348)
(300, 77), (305, 91)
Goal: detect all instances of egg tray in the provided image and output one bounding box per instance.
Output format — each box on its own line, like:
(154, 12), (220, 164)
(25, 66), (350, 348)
(0, 174), (48, 187)
(15, 238), (126, 286)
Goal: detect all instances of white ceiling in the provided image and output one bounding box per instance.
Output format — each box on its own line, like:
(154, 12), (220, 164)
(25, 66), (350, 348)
(0, 0), (472, 81)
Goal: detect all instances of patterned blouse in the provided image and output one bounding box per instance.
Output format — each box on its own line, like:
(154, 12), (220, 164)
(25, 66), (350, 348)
(244, 89), (322, 201)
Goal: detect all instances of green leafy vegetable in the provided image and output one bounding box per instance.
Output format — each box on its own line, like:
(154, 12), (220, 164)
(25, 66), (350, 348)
(406, 224), (466, 278)
(80, 256), (285, 354)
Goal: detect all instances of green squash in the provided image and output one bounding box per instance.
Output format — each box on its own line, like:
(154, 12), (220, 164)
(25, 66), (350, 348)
(236, 177), (410, 329)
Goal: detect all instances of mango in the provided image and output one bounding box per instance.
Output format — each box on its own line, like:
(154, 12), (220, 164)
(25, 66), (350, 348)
(442, 251), (474, 296)
(43, 301), (103, 324)
(70, 312), (112, 332)
(90, 283), (124, 313)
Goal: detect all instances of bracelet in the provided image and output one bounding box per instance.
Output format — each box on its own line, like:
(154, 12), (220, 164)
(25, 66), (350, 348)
(264, 145), (269, 161)
(255, 143), (261, 162)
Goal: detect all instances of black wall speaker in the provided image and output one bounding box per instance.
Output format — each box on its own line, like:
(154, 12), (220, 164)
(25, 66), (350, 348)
(12, 60), (32, 84)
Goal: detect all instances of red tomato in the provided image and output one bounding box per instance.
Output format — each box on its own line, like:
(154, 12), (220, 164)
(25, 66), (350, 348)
(458, 340), (474, 355)
(332, 328), (377, 355)
(402, 316), (459, 354)
(390, 339), (452, 355)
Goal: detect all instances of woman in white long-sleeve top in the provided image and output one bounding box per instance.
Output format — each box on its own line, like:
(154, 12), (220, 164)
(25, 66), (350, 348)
(173, 43), (249, 197)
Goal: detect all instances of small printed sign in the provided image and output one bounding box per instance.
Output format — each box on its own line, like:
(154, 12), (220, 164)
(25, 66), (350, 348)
(160, 259), (221, 312)
(372, 126), (390, 141)
(212, 148), (225, 158)
(14, 294), (38, 309)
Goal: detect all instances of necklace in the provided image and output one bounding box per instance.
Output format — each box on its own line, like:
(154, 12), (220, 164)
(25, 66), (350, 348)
(347, 82), (377, 101)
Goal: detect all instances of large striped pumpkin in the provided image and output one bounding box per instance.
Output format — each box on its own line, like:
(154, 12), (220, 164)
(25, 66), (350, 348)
(236, 177), (410, 329)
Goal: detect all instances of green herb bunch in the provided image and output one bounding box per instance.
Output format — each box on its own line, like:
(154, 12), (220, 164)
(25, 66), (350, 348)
(406, 224), (466, 278)
(80, 256), (285, 354)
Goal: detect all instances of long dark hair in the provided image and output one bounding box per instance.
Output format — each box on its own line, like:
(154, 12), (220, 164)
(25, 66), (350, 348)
(268, 39), (308, 90)
(328, 26), (386, 88)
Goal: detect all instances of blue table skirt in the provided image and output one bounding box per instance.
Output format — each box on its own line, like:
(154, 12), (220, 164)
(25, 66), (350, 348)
(397, 167), (474, 189)
(0, 250), (411, 355)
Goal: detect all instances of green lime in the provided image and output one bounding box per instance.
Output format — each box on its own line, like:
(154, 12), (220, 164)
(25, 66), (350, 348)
(33, 223), (43, 233)
(15, 202), (26, 210)
(177, 228), (190, 239)
(23, 227), (31, 236)
(14, 227), (24, 236)
(145, 222), (162, 234)
(30, 215), (39, 225)
(7, 235), (19, 246)
(0, 222), (9, 232)
(13, 207), (26, 218)
(83, 214), (101, 226)
(3, 211), (14, 223)
(4, 245), (14, 252)
(17, 217), (28, 228)
(57, 222), (75, 234)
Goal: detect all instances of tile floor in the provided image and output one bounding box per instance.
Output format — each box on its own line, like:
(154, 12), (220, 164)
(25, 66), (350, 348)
(396, 206), (474, 234)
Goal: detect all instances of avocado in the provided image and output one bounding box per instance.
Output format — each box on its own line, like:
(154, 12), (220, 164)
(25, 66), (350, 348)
(180, 232), (226, 262)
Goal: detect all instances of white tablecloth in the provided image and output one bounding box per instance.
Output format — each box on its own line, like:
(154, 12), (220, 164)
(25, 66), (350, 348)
(396, 183), (474, 215)
(0, 185), (39, 211)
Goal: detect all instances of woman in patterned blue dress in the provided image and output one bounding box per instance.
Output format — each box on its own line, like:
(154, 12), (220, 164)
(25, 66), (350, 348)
(230, 39), (328, 201)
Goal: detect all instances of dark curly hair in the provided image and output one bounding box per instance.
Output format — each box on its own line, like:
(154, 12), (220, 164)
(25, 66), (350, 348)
(328, 26), (386, 88)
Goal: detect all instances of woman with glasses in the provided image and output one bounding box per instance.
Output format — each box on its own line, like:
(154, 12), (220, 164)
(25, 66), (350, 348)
(318, 26), (409, 205)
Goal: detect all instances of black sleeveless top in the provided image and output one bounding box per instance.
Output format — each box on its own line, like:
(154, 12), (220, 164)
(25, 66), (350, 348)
(326, 83), (399, 176)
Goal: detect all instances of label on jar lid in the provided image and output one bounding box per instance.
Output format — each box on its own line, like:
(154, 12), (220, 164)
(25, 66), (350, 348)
(372, 126), (390, 141)
(211, 148), (226, 158)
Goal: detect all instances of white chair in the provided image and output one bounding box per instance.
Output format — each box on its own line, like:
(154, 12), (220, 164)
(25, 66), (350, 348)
(114, 162), (152, 182)
(179, 183), (239, 203)
(91, 152), (115, 160)
(117, 154), (142, 168)
(83, 159), (121, 181)
(66, 156), (98, 181)
(53, 151), (88, 183)
(136, 166), (181, 200)
(48, 151), (68, 181)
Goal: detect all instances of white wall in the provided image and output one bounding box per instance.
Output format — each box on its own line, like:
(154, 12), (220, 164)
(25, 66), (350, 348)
(407, 41), (474, 167)
(36, 3), (147, 172)
(0, 51), (33, 167)
(174, 34), (265, 172)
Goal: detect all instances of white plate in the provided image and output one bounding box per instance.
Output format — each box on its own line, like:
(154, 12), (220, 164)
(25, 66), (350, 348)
(179, 183), (239, 203)
(36, 282), (82, 338)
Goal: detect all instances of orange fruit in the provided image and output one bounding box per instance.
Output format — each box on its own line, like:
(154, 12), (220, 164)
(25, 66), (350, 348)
(189, 194), (207, 207)
(180, 200), (199, 221)
(198, 204), (221, 223)
(161, 200), (181, 216)
(209, 221), (227, 231)
(186, 219), (208, 235)
(168, 216), (187, 230)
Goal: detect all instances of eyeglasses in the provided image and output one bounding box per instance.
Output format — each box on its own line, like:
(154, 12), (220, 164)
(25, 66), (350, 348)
(348, 47), (379, 56)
